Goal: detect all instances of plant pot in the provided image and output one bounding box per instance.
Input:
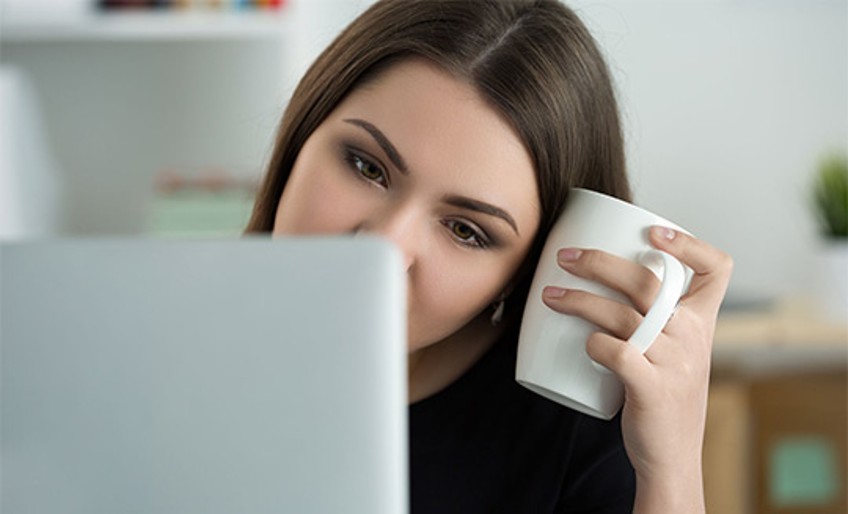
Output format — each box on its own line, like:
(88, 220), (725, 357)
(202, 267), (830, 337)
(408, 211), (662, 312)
(815, 239), (848, 325)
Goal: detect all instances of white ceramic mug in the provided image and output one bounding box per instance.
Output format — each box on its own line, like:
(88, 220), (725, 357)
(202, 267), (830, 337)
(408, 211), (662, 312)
(516, 188), (693, 420)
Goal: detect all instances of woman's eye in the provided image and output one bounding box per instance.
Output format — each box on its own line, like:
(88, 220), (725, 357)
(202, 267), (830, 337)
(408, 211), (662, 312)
(445, 220), (489, 249)
(348, 152), (387, 187)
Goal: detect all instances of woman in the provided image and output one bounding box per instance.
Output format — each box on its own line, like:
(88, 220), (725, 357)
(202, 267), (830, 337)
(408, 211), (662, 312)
(247, 1), (732, 512)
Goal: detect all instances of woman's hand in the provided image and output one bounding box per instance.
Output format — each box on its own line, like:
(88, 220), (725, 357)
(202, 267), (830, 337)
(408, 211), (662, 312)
(542, 226), (733, 513)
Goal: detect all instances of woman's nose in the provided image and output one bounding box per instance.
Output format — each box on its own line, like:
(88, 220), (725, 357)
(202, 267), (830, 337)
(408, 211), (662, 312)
(354, 204), (419, 272)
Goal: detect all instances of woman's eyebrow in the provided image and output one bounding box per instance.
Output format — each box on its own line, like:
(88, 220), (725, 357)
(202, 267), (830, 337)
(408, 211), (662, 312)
(343, 118), (409, 175)
(443, 195), (519, 236)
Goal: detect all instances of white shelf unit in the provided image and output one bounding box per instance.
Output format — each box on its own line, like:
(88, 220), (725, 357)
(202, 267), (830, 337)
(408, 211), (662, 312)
(1, 9), (294, 236)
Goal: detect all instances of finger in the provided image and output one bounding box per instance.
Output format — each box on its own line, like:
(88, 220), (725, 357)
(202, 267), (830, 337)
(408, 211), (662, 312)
(649, 227), (733, 314)
(644, 314), (698, 364)
(542, 287), (643, 341)
(585, 332), (653, 391)
(557, 248), (661, 314)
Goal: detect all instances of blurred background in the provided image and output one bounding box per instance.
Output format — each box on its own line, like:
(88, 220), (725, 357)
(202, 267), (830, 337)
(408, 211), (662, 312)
(1, 0), (846, 512)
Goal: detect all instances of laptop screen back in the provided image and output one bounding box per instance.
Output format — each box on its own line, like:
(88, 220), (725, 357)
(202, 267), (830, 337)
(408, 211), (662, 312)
(1, 237), (407, 514)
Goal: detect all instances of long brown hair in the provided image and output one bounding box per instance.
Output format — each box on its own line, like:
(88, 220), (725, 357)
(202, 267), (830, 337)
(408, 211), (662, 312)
(247, 0), (631, 325)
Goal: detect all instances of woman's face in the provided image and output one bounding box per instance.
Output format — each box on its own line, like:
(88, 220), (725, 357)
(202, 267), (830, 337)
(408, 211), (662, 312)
(273, 59), (541, 352)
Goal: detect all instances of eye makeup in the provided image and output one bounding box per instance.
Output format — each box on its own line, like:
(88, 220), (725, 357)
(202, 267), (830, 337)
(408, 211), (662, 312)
(340, 142), (390, 188)
(442, 218), (495, 249)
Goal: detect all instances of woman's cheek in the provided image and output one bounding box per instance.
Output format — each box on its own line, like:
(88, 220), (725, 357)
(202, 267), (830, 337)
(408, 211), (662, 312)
(417, 254), (502, 324)
(276, 164), (366, 235)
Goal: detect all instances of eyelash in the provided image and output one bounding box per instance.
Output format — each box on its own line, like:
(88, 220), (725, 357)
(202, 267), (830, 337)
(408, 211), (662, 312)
(442, 219), (492, 249)
(343, 148), (389, 188)
(342, 146), (493, 250)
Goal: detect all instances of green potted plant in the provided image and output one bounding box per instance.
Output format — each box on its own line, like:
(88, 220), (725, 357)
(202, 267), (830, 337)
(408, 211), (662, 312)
(814, 153), (848, 239)
(812, 152), (848, 323)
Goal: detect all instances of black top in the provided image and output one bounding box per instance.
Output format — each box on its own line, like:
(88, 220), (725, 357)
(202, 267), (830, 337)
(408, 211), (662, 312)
(409, 327), (636, 513)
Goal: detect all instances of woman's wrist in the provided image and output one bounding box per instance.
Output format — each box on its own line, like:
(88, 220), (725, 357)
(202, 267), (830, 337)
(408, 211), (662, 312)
(632, 465), (706, 514)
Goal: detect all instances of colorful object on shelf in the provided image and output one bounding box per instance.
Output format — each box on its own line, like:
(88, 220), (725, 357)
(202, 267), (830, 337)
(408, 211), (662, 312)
(97, 0), (286, 11)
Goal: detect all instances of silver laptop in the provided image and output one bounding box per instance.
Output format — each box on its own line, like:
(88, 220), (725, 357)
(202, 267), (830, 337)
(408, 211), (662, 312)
(0, 237), (407, 514)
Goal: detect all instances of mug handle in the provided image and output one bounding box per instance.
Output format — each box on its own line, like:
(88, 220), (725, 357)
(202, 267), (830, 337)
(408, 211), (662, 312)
(628, 250), (687, 352)
(592, 249), (687, 372)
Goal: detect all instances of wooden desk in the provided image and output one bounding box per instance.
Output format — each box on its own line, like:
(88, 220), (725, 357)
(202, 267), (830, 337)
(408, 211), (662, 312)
(705, 299), (847, 514)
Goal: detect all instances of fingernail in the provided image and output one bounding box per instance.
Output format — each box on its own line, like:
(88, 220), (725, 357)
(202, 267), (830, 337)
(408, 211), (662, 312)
(652, 226), (677, 241)
(543, 286), (567, 299)
(558, 248), (582, 263)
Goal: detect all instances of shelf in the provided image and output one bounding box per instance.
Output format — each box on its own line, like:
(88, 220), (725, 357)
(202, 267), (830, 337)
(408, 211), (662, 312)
(1, 10), (290, 42)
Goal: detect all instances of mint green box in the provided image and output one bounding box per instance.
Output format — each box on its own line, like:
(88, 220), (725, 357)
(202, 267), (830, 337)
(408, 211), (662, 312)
(770, 436), (841, 507)
(148, 189), (256, 238)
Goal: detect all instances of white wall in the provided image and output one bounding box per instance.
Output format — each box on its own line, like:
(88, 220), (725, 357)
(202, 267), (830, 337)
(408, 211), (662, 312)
(281, 0), (376, 93)
(570, 0), (847, 300)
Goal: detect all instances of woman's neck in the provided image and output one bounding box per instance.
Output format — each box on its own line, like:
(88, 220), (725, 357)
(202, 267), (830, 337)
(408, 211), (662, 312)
(407, 315), (505, 404)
